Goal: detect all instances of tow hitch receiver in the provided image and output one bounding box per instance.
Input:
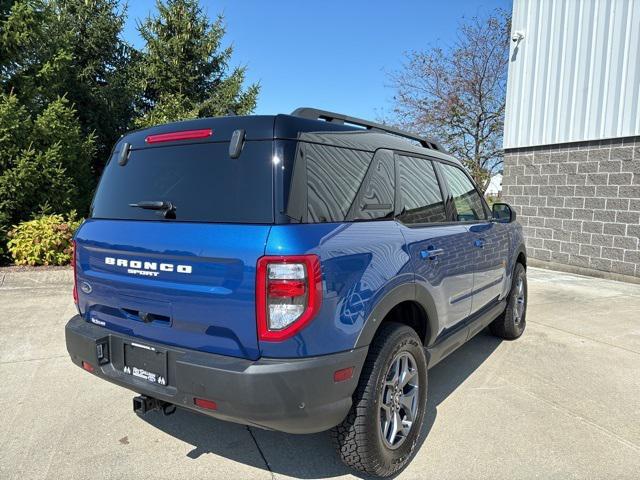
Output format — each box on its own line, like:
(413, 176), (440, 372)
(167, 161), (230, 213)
(132, 395), (176, 416)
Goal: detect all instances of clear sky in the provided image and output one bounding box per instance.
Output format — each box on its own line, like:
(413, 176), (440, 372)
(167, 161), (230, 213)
(122, 0), (512, 119)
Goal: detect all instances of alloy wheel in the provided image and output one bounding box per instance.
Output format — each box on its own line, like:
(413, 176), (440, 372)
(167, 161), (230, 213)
(514, 276), (526, 324)
(379, 351), (419, 449)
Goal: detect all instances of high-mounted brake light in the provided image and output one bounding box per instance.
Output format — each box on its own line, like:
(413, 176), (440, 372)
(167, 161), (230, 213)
(256, 255), (322, 341)
(145, 128), (212, 144)
(72, 240), (78, 305)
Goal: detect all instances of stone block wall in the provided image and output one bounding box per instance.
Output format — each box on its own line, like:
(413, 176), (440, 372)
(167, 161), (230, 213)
(502, 136), (640, 280)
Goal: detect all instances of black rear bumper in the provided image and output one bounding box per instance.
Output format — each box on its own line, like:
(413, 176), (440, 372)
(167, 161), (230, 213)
(65, 315), (367, 433)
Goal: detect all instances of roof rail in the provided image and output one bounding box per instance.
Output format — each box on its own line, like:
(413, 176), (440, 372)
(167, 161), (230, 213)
(291, 107), (444, 152)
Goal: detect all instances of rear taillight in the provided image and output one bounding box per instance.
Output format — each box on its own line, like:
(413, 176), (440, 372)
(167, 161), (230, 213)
(256, 255), (322, 341)
(72, 239), (78, 305)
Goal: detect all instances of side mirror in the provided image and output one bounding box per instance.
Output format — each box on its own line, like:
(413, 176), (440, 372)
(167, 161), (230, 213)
(492, 202), (516, 223)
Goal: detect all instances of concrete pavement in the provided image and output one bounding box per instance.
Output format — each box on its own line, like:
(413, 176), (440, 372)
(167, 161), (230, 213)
(0, 267), (639, 479)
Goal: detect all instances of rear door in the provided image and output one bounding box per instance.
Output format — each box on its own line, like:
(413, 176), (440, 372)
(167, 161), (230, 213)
(393, 154), (475, 335)
(439, 163), (508, 314)
(75, 138), (275, 361)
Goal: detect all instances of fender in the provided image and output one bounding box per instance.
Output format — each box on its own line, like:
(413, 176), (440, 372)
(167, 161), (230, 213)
(414, 282), (441, 347)
(504, 243), (527, 296)
(354, 282), (439, 350)
(515, 244), (527, 267)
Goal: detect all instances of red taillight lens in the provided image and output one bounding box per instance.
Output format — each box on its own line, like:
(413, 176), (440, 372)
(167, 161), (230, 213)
(145, 128), (212, 144)
(268, 279), (306, 298)
(194, 398), (217, 410)
(256, 255), (322, 341)
(72, 239), (78, 305)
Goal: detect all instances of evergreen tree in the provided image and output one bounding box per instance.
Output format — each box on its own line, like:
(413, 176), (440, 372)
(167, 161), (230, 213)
(0, 93), (95, 254)
(0, 0), (260, 259)
(1, 0), (137, 169)
(134, 0), (259, 128)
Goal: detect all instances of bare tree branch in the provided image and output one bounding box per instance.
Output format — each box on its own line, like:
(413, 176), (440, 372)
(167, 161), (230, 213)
(388, 10), (510, 191)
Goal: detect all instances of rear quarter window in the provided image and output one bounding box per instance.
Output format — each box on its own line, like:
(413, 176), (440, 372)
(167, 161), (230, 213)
(91, 141), (274, 223)
(304, 144), (372, 223)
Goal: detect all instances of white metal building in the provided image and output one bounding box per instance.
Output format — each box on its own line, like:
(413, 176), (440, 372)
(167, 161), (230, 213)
(505, 0), (640, 148)
(503, 0), (640, 281)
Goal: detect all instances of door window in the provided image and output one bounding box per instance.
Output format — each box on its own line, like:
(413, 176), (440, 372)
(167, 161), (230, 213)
(396, 155), (447, 225)
(440, 164), (487, 221)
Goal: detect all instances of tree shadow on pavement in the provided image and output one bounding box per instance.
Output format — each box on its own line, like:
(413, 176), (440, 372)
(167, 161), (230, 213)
(141, 329), (502, 479)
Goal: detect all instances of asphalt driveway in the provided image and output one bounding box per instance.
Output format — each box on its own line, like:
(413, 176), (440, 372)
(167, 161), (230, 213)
(0, 267), (639, 479)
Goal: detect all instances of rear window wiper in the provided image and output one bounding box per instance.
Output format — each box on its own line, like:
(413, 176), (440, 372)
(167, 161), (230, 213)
(129, 201), (176, 219)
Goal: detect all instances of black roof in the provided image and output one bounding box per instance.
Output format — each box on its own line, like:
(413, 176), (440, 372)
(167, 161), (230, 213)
(275, 113), (459, 165)
(118, 110), (459, 165)
(291, 107), (444, 151)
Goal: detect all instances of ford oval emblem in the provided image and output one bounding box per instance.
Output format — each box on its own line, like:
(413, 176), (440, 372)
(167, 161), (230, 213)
(80, 282), (92, 294)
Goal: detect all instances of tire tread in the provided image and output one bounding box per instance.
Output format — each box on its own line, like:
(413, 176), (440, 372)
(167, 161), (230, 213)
(331, 323), (423, 477)
(490, 262), (527, 340)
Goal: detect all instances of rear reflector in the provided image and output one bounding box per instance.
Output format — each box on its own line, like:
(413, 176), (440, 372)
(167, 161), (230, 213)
(194, 398), (217, 410)
(333, 367), (354, 383)
(82, 361), (94, 373)
(145, 129), (212, 144)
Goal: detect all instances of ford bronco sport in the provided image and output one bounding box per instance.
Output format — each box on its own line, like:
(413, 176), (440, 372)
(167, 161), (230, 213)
(65, 108), (527, 477)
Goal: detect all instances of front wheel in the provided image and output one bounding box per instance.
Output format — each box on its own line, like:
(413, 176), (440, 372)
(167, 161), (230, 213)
(490, 262), (527, 340)
(331, 323), (427, 477)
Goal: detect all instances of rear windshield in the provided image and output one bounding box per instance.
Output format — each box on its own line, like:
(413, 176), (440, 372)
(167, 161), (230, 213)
(91, 141), (274, 223)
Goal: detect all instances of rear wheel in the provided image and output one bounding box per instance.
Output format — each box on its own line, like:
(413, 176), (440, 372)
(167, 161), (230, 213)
(490, 262), (527, 340)
(331, 323), (427, 477)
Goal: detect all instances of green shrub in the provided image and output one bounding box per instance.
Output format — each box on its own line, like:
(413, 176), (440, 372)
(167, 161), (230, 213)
(7, 213), (82, 266)
(0, 219), (7, 262)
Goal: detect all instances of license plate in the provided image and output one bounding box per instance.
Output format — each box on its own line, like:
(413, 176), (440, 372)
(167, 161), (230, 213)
(123, 342), (167, 386)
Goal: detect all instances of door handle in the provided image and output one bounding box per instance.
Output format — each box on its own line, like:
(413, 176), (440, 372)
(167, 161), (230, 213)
(420, 247), (444, 260)
(474, 238), (485, 248)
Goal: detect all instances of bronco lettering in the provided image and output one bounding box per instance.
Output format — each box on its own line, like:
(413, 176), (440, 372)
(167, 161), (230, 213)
(104, 257), (192, 274)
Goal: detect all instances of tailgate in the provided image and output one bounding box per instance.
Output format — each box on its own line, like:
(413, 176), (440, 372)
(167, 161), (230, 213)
(75, 219), (269, 360)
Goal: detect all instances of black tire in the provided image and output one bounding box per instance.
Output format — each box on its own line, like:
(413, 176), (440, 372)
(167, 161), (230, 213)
(490, 262), (527, 340)
(331, 323), (427, 477)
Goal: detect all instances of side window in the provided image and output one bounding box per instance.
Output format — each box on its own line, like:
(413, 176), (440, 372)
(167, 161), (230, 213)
(396, 155), (447, 225)
(440, 163), (487, 221)
(305, 144), (372, 222)
(350, 150), (395, 221)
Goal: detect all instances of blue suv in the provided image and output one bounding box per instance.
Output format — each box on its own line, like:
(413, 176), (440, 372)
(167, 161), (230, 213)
(65, 108), (527, 477)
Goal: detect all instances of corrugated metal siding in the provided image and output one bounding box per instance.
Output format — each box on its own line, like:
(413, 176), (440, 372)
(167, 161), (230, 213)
(504, 0), (640, 149)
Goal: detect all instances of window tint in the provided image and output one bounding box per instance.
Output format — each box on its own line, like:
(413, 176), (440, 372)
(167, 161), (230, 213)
(350, 150), (395, 220)
(305, 144), (372, 222)
(396, 155), (447, 224)
(91, 141), (274, 223)
(440, 163), (487, 221)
